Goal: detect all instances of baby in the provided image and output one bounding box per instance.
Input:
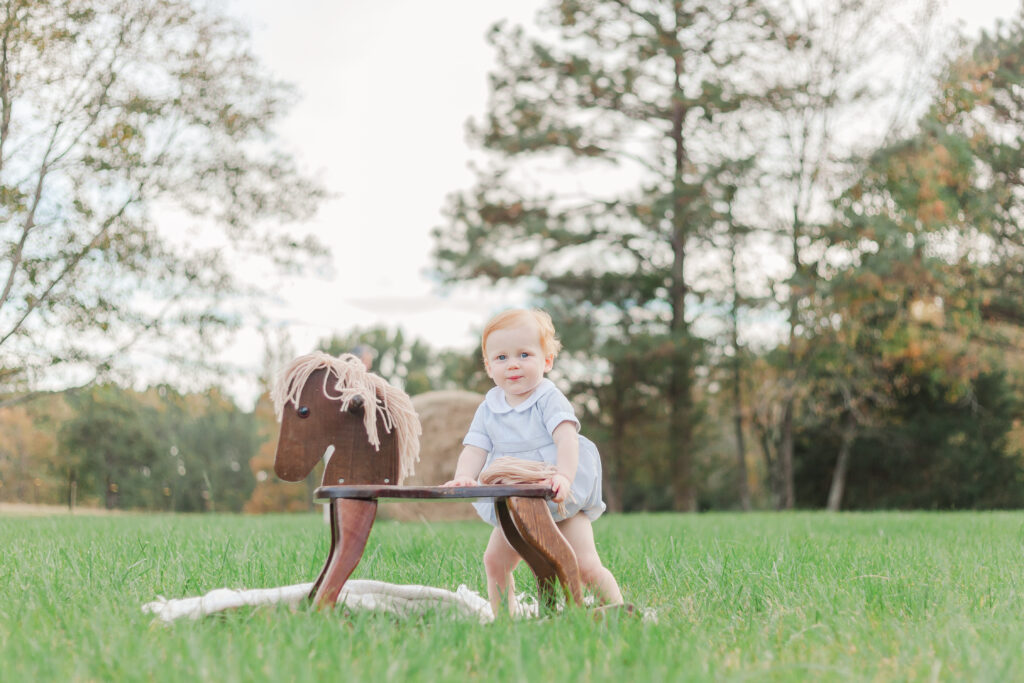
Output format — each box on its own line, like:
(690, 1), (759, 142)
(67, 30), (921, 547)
(444, 308), (623, 614)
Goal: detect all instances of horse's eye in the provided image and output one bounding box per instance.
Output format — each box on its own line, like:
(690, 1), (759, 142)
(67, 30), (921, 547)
(297, 406), (310, 418)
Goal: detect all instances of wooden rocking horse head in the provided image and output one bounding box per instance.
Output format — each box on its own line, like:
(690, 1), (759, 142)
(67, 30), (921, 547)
(270, 352), (421, 487)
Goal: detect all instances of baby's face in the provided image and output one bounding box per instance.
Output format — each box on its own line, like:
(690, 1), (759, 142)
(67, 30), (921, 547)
(484, 322), (552, 405)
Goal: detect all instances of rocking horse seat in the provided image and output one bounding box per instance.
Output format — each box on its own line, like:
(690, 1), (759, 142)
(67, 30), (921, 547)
(314, 484), (550, 500)
(312, 483), (584, 610)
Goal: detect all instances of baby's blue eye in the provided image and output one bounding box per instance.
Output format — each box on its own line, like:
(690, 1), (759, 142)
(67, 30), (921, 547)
(497, 354), (506, 361)
(520, 352), (529, 358)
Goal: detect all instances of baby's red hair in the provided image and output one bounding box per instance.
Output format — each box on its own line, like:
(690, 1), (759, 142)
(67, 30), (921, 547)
(481, 309), (562, 363)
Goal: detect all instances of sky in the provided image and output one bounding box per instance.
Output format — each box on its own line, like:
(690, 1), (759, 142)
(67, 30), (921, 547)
(214, 0), (1019, 406)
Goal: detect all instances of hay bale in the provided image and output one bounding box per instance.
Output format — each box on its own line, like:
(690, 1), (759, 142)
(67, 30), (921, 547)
(380, 390), (484, 522)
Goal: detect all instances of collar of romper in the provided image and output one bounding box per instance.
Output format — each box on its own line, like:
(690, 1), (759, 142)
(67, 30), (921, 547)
(484, 378), (556, 414)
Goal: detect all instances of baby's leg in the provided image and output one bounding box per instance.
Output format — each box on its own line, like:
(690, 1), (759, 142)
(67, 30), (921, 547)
(556, 514), (624, 606)
(483, 526), (521, 616)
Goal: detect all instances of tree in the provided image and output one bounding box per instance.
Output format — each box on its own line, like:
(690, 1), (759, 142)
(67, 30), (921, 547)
(795, 7), (1024, 510)
(154, 386), (258, 512)
(434, 0), (795, 511)
(58, 383), (258, 511)
(59, 385), (164, 509)
(0, 0), (326, 402)
(754, 0), (946, 509)
(936, 12), (1024, 334)
(565, 333), (676, 511)
(0, 400), (64, 503)
(717, 179), (755, 510)
(794, 369), (1024, 510)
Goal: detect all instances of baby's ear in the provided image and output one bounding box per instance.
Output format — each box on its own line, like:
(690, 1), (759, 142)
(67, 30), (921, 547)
(544, 354), (554, 372)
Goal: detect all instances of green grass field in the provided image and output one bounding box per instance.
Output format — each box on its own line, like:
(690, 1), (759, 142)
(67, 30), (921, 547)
(1, 510), (1022, 682)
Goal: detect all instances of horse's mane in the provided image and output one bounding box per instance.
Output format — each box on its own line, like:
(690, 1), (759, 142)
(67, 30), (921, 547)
(271, 352), (421, 484)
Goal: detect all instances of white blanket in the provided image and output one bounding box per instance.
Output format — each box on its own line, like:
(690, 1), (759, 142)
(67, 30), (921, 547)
(142, 580), (539, 624)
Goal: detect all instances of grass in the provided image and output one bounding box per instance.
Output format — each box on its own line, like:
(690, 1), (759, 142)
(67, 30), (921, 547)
(1, 510), (1023, 682)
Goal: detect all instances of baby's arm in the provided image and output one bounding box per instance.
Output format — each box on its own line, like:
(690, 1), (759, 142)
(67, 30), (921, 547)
(550, 421), (579, 503)
(444, 445), (488, 486)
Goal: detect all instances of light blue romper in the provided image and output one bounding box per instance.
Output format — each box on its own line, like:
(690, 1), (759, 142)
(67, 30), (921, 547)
(464, 379), (606, 526)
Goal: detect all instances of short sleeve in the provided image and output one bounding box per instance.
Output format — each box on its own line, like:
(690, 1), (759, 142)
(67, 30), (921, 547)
(539, 387), (580, 435)
(462, 403), (493, 451)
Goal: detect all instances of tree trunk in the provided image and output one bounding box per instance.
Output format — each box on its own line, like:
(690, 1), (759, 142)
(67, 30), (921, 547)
(67, 468), (77, 511)
(732, 389), (751, 511)
(729, 329), (751, 510)
(668, 21), (695, 512)
(669, 391), (695, 511)
(758, 428), (779, 508)
(728, 209), (751, 511)
(104, 474), (119, 510)
(780, 399), (795, 509)
(826, 411), (858, 511)
(779, 168), (805, 511)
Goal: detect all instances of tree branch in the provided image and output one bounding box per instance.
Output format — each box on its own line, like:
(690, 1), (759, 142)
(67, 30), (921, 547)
(0, 187), (141, 347)
(0, 0), (17, 177)
(0, 124), (61, 314)
(609, 0), (666, 36)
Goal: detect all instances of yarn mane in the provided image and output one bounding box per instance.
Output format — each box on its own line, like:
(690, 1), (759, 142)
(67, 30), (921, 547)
(479, 458), (574, 517)
(271, 351), (421, 484)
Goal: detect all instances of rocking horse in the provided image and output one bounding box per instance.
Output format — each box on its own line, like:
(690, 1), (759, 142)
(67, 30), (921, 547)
(271, 352), (583, 609)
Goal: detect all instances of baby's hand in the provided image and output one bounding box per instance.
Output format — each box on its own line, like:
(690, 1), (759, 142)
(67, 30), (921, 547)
(549, 473), (572, 504)
(443, 475), (477, 487)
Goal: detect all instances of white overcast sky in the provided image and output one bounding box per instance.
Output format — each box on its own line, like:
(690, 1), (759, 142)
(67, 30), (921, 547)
(212, 0), (1019, 405)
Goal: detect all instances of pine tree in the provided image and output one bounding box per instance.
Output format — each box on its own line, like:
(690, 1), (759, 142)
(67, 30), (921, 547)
(434, 0), (794, 511)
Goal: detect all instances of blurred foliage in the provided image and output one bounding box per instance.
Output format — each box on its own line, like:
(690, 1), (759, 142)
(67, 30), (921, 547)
(55, 385), (257, 511)
(0, 394), (71, 503)
(795, 370), (1024, 509)
(319, 326), (491, 396)
(791, 6), (1024, 509)
(752, 0), (936, 510)
(0, 0), (327, 403)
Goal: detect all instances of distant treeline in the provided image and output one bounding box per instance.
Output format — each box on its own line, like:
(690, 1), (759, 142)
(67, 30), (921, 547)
(0, 325), (1020, 512)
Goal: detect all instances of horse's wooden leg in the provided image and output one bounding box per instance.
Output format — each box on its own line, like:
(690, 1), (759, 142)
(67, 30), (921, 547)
(308, 501), (340, 600)
(495, 498), (583, 609)
(495, 499), (560, 609)
(312, 498), (378, 608)
(505, 497), (584, 608)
